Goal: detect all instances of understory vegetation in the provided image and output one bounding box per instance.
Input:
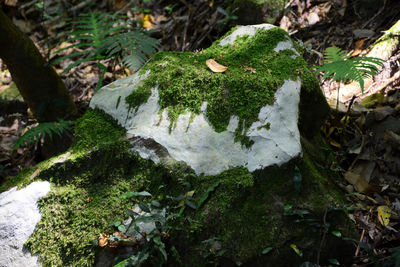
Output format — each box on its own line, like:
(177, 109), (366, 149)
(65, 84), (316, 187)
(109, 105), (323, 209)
(1, 0), (400, 266)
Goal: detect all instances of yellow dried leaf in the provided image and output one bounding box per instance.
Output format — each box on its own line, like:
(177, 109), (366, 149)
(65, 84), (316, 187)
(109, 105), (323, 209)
(377, 206), (391, 226)
(185, 190), (195, 197)
(142, 14), (154, 30)
(206, 59), (228, 73)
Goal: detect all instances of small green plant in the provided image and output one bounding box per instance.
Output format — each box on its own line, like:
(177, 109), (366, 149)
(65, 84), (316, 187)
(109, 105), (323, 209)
(52, 12), (160, 89)
(100, 180), (220, 266)
(11, 119), (74, 153)
(314, 46), (384, 108)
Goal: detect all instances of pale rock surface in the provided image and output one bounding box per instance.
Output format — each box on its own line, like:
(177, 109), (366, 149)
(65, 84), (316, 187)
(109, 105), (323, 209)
(0, 181), (51, 267)
(90, 24), (302, 176)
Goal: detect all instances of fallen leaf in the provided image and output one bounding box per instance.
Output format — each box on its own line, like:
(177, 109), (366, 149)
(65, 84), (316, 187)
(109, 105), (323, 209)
(290, 244), (303, 257)
(351, 39), (366, 56)
(185, 190), (195, 197)
(206, 59), (228, 73)
(98, 233), (109, 247)
(244, 66), (256, 73)
(377, 206), (391, 226)
(344, 172), (369, 193)
(142, 14), (154, 30)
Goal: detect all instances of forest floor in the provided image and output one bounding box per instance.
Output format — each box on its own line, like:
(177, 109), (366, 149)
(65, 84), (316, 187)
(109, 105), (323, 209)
(0, 0), (399, 265)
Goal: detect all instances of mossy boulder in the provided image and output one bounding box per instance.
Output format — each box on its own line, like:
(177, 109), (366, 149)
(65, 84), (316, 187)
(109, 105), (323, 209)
(0, 24), (358, 266)
(90, 24), (327, 176)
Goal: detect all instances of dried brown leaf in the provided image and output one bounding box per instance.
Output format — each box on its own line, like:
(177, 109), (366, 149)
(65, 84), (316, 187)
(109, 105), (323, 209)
(206, 59), (228, 73)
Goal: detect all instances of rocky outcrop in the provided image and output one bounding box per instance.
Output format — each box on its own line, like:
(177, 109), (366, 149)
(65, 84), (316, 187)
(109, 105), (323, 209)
(0, 181), (50, 267)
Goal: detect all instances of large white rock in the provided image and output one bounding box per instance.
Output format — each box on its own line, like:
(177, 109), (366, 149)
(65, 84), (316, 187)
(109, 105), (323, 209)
(90, 24), (302, 176)
(0, 181), (51, 267)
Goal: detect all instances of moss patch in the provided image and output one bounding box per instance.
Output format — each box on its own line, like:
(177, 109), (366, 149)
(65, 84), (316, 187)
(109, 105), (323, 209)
(177, 137), (357, 266)
(15, 108), (357, 266)
(22, 110), (152, 266)
(126, 27), (316, 147)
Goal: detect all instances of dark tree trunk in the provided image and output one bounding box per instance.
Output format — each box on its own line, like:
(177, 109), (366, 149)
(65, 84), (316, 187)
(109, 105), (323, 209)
(0, 8), (77, 122)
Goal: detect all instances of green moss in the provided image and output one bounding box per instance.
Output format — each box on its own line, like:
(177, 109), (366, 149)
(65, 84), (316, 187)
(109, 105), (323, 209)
(16, 108), (356, 266)
(22, 109), (160, 266)
(125, 85), (152, 112)
(0, 151), (73, 193)
(72, 108), (125, 151)
(25, 171), (147, 266)
(126, 27), (316, 147)
(172, 135), (356, 265)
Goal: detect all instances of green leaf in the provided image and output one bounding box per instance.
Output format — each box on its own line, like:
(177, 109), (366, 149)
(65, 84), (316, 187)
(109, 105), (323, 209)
(262, 247), (273, 255)
(12, 120), (74, 153)
(120, 191), (152, 198)
(185, 201), (197, 209)
(314, 46), (384, 93)
(126, 209), (139, 217)
(197, 181), (220, 209)
(150, 201), (161, 208)
(290, 244), (303, 257)
(328, 258), (340, 265)
(134, 215), (160, 223)
(331, 231), (342, 238)
(138, 202), (150, 213)
(118, 225), (127, 233)
(293, 165), (302, 194)
(284, 205), (292, 213)
(114, 258), (130, 267)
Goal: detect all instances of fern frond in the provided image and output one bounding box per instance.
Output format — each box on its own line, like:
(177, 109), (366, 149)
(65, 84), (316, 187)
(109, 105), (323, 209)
(103, 30), (160, 71)
(11, 120), (74, 153)
(52, 12), (118, 73)
(104, 31), (160, 70)
(51, 12), (159, 89)
(323, 46), (349, 62)
(314, 46), (384, 93)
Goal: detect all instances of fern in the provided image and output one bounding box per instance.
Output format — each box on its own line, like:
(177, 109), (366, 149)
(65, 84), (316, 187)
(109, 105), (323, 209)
(52, 12), (159, 90)
(11, 120), (74, 153)
(315, 46), (384, 93)
(102, 31), (160, 70)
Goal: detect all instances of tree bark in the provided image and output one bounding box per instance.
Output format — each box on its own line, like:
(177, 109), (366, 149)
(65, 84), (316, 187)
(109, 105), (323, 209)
(0, 8), (77, 122)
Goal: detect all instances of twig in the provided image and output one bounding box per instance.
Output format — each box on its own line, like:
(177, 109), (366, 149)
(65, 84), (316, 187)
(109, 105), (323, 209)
(355, 229), (365, 257)
(355, 209), (371, 257)
(344, 95), (357, 123)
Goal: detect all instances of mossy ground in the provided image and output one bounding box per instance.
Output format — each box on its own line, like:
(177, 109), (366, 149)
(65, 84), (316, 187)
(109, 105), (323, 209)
(0, 108), (356, 266)
(126, 27), (319, 147)
(178, 135), (357, 266)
